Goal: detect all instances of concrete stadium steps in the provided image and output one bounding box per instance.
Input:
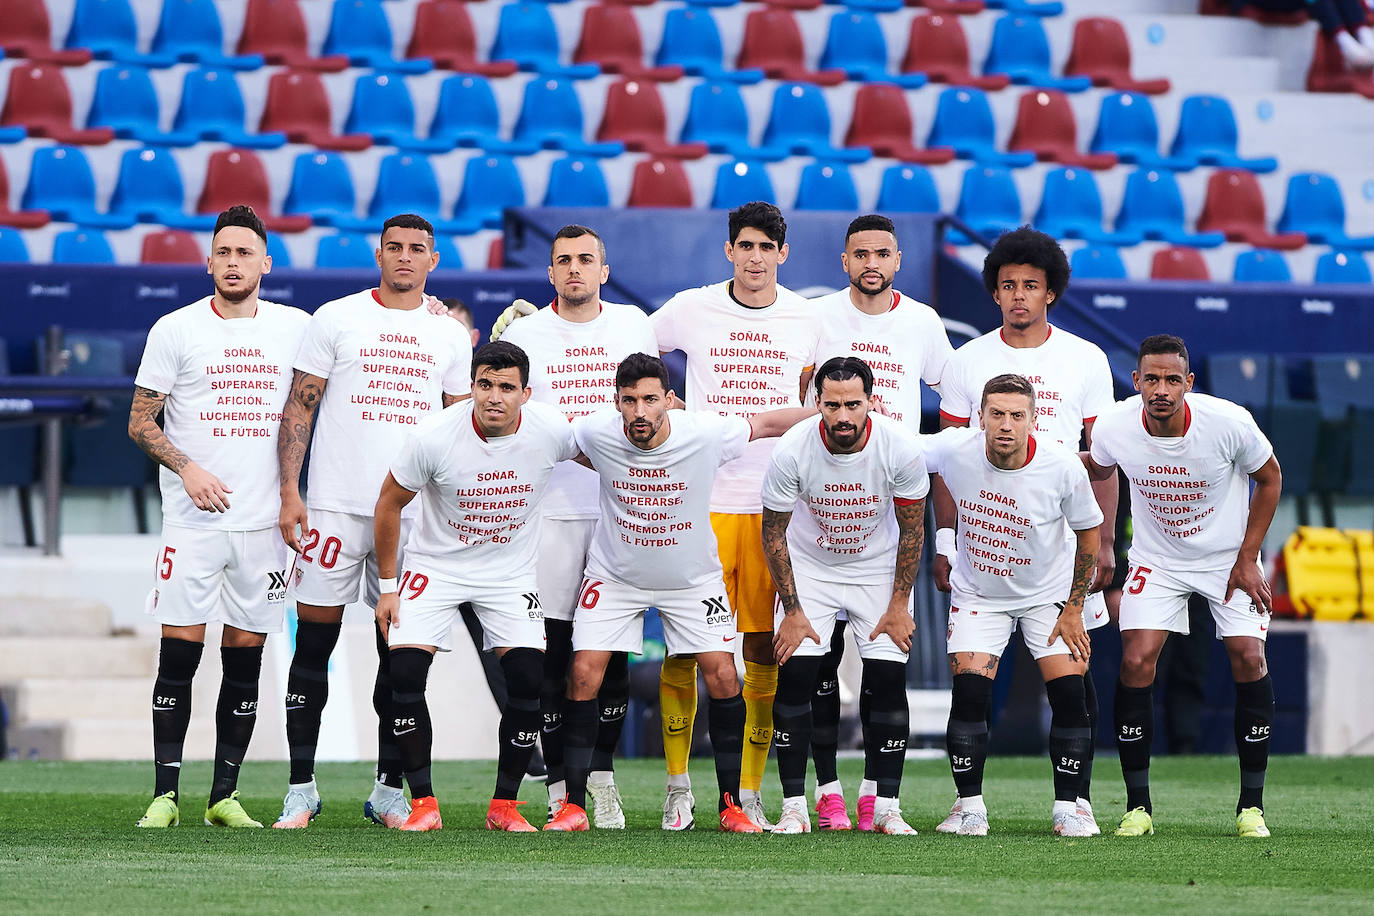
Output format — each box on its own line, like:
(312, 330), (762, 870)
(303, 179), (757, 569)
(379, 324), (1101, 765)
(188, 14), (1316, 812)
(0, 635), (157, 679)
(0, 595), (113, 637)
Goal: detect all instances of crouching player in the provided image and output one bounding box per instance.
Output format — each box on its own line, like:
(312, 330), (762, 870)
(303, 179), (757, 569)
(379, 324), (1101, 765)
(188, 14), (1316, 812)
(546, 354), (814, 833)
(925, 374), (1101, 837)
(760, 357), (929, 835)
(372, 342), (578, 832)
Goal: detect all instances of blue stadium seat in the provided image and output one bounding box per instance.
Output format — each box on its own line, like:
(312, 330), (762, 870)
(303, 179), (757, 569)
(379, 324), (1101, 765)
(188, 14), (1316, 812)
(21, 146), (136, 229)
(323, 0), (431, 73)
(348, 153), (477, 235)
(283, 151), (359, 227)
(267, 232), (291, 268)
(1169, 95), (1277, 173)
(86, 65), (197, 147)
(1069, 244), (1129, 280)
(51, 229), (116, 264)
(1206, 352), (1277, 419)
(432, 234), (463, 270)
(151, 0), (265, 69)
(1233, 249), (1291, 283)
(65, 0), (177, 67)
(543, 157), (611, 207)
(952, 165), (1023, 243)
(0, 227), (30, 262)
(926, 87), (1036, 168)
(1034, 167), (1141, 244)
(1312, 353), (1374, 418)
(762, 83), (869, 163)
(876, 164), (940, 213)
(1314, 249), (1373, 284)
(1088, 92), (1192, 170)
(983, 16), (1092, 92)
(1276, 173), (1374, 250)
(173, 68), (287, 149)
(428, 74), (538, 155)
(819, 11), (926, 87)
(316, 233), (377, 269)
(680, 82), (785, 161)
(108, 147), (214, 229)
(345, 74), (450, 151)
(453, 154), (525, 230)
(1114, 169), (1225, 247)
(655, 7), (763, 83)
(986, 0), (1065, 15)
(513, 78), (623, 156)
(794, 162), (859, 211)
(491, 2), (599, 78)
(711, 160), (776, 209)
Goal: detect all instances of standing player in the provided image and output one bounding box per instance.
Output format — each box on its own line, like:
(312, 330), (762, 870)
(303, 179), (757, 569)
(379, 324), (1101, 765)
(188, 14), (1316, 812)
(928, 374), (1102, 837)
(273, 214), (473, 829)
(649, 201), (821, 828)
(762, 357), (930, 836)
(805, 214), (953, 830)
(374, 341), (577, 832)
(499, 225), (657, 827)
(543, 354), (814, 832)
(932, 226), (1116, 834)
(130, 206), (309, 828)
(1083, 335), (1281, 839)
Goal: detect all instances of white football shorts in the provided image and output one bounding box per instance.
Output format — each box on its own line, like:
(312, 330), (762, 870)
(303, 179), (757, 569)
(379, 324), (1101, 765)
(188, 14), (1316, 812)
(291, 508), (411, 608)
(145, 525), (289, 633)
(571, 575), (737, 657)
(386, 563), (546, 653)
(536, 517), (596, 622)
(774, 571), (912, 664)
(1118, 559), (1269, 640)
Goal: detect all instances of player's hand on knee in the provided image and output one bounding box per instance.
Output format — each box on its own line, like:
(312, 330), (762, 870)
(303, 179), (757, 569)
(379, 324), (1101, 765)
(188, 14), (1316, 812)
(933, 554), (953, 593)
(278, 493), (308, 554)
(375, 593), (400, 640)
(1225, 559), (1272, 615)
(870, 607), (915, 653)
(488, 298), (537, 341)
(179, 462), (232, 513)
(1050, 605), (1090, 663)
(773, 612), (820, 665)
(1090, 544), (1115, 593)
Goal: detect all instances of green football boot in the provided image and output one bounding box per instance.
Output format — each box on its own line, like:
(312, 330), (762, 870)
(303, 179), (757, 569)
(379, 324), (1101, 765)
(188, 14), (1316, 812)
(1114, 807), (1154, 837)
(136, 791), (180, 828)
(204, 791), (264, 828)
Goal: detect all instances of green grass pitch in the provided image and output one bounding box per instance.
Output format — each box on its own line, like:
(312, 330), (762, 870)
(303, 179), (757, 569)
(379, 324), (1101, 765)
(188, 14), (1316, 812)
(2, 756), (1372, 914)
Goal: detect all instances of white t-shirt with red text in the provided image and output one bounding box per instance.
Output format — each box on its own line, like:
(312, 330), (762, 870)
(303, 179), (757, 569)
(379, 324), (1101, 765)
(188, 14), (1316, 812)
(651, 280), (820, 514)
(761, 413), (930, 584)
(573, 408), (751, 590)
(135, 296), (309, 531)
(938, 325), (1112, 448)
(500, 300), (657, 519)
(1089, 394), (1273, 574)
(808, 289), (952, 430)
(390, 400), (578, 586)
(923, 427), (1102, 610)
(294, 290), (472, 517)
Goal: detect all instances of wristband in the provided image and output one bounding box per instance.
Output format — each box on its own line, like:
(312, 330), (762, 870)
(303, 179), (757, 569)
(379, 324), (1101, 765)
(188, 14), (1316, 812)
(377, 577), (398, 594)
(935, 528), (955, 558)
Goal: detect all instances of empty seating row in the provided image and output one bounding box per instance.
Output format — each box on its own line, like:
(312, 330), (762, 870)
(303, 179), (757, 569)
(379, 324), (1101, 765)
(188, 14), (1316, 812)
(1070, 244), (1374, 285)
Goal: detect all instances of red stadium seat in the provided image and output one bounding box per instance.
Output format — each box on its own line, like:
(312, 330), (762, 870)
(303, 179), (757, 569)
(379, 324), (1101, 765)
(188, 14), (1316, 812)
(627, 158), (692, 208)
(575, 5), (684, 81)
(197, 149), (312, 233)
(902, 14), (1010, 89)
(259, 71), (372, 151)
(911, 0), (987, 13)
(1150, 246), (1210, 280)
(1064, 17), (1170, 95)
(844, 84), (955, 164)
(1197, 169), (1307, 250)
(737, 9), (846, 86)
(406, 0), (518, 75)
(597, 80), (707, 158)
(0, 64), (114, 145)
(0, 156), (51, 229)
(141, 229), (203, 264)
(0, 0), (93, 64)
(760, 0), (824, 9)
(1306, 32), (1374, 98)
(1007, 89), (1117, 170)
(237, 0), (349, 72)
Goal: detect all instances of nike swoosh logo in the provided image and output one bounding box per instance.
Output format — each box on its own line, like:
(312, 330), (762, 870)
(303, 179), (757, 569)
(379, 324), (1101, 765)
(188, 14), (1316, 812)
(1094, 609), (1104, 620)
(667, 725), (688, 735)
(222, 760), (240, 768)
(723, 636), (736, 643)
(1243, 735), (1268, 743)
(232, 710), (256, 717)
(1118, 735), (1144, 742)
(1055, 767), (1079, 774)
(285, 705), (305, 711)
(599, 716), (622, 723)
(748, 737), (770, 747)
(879, 746), (905, 753)
(668, 814), (683, 828)
(152, 706), (175, 712)
(952, 766), (972, 773)
(512, 740), (537, 748)
(394, 727), (417, 735)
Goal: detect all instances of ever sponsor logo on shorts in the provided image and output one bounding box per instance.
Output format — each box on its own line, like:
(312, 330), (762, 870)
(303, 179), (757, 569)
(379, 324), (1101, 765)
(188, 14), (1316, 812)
(266, 568), (288, 603)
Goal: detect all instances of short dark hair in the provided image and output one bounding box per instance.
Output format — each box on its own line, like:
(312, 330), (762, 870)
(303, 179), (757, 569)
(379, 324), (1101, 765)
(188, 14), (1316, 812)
(472, 340), (529, 387)
(1137, 334), (1190, 372)
(814, 356), (874, 398)
(980, 226), (1070, 302)
(615, 352), (670, 393)
(551, 224), (607, 264)
(845, 214), (896, 242)
(213, 205), (267, 245)
(728, 201), (786, 246)
(981, 373), (1036, 409)
(382, 213), (435, 245)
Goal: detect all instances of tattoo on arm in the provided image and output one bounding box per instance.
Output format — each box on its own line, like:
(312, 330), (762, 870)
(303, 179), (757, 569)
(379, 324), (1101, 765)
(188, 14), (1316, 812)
(128, 386), (190, 472)
(761, 508), (801, 614)
(1069, 543), (1095, 607)
(278, 370), (325, 490)
(892, 498), (926, 602)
